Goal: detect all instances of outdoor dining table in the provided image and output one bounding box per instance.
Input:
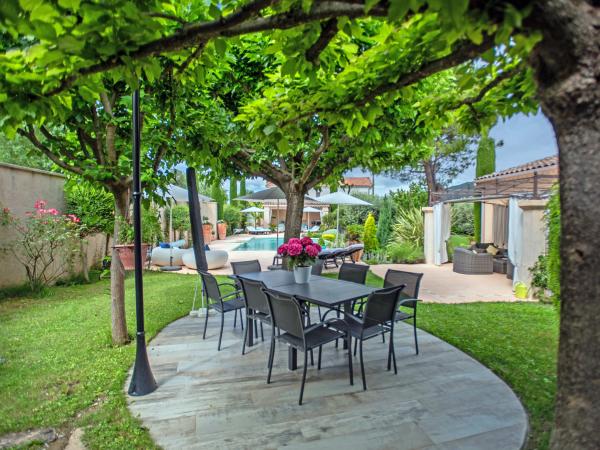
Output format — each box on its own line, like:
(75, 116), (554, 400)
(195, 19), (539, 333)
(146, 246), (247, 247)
(236, 270), (378, 370)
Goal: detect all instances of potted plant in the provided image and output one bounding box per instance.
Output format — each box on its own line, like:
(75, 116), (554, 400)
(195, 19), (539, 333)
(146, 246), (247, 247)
(202, 216), (213, 243)
(114, 207), (161, 270)
(277, 237), (322, 284)
(217, 220), (227, 240)
(345, 224), (364, 262)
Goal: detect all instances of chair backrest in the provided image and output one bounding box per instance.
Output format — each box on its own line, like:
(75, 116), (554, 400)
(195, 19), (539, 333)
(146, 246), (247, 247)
(362, 285), (406, 329)
(231, 260), (261, 276)
(263, 289), (305, 340)
(383, 269), (423, 307)
(200, 271), (222, 303)
(311, 259), (324, 276)
(239, 278), (270, 315)
(338, 262), (369, 284)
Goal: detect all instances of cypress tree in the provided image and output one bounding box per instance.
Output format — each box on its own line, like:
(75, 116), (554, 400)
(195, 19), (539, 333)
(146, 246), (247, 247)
(474, 131), (496, 242)
(229, 178), (238, 205)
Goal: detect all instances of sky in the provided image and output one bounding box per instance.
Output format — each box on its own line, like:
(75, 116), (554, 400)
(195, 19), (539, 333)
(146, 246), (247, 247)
(241, 110), (559, 196)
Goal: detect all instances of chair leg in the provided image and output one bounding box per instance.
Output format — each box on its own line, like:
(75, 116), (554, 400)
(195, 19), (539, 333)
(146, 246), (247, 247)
(382, 325), (386, 343)
(260, 322), (264, 342)
(359, 339), (366, 391)
(267, 335), (275, 384)
(240, 310), (244, 331)
(347, 336), (354, 386)
(391, 328), (398, 375)
(234, 309), (237, 328)
(413, 318), (419, 355)
(254, 319), (258, 337)
(317, 346), (322, 370)
(353, 337), (358, 356)
(299, 351), (309, 405)
(310, 349), (314, 366)
(202, 305), (209, 339)
(242, 319), (248, 355)
(218, 311), (225, 351)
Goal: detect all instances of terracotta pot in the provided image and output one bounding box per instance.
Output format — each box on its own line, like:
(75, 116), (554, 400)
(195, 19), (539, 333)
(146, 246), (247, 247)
(202, 224), (213, 243)
(217, 222), (227, 240)
(114, 243), (149, 271)
(348, 239), (364, 263)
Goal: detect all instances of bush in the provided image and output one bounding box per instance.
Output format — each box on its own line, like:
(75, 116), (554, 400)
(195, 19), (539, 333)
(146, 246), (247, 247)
(320, 212), (336, 230)
(546, 186), (560, 305)
(65, 182), (114, 235)
(362, 213), (379, 254)
(386, 241), (424, 263)
(339, 193), (382, 228)
(345, 224), (363, 242)
(390, 183), (428, 211)
(530, 254), (551, 303)
(390, 207), (424, 248)
(223, 204), (242, 233)
(447, 234), (471, 261)
(169, 205), (190, 238)
(376, 195), (395, 247)
(451, 203), (474, 236)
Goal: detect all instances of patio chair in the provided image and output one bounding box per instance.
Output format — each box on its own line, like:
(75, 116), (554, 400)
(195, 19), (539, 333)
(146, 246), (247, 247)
(238, 278), (273, 355)
(340, 244), (364, 264)
(309, 225), (320, 232)
(311, 259), (324, 276)
(262, 289), (353, 405)
(452, 248), (493, 274)
(246, 226), (259, 235)
(200, 271), (246, 351)
(338, 262), (369, 284)
(383, 269), (424, 355)
(231, 260), (263, 339)
(325, 285), (405, 390)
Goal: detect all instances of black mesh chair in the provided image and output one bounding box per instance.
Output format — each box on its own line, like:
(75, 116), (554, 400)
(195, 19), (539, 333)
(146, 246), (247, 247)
(238, 278), (273, 355)
(231, 260), (261, 288)
(200, 271), (246, 351)
(338, 262), (369, 284)
(383, 269), (424, 354)
(262, 289), (353, 405)
(326, 285), (405, 390)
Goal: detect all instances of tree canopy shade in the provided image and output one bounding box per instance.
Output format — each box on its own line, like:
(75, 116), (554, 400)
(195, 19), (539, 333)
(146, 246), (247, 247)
(0, 1), (599, 448)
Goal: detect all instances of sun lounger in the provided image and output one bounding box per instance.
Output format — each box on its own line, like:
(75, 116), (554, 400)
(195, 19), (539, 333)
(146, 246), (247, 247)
(318, 248), (346, 269)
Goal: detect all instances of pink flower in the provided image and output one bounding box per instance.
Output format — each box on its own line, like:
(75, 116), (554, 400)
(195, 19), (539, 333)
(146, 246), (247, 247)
(287, 242), (303, 256)
(34, 200), (47, 210)
(2, 207), (9, 213)
(313, 243), (322, 252)
(277, 243), (289, 256)
(300, 237), (313, 247)
(305, 244), (319, 258)
(288, 237), (301, 246)
(48, 208), (59, 216)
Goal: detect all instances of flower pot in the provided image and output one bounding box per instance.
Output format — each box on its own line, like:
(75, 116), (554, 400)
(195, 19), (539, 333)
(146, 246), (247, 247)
(293, 265), (311, 284)
(114, 243), (149, 271)
(202, 224), (213, 243)
(348, 240), (364, 263)
(217, 222), (227, 240)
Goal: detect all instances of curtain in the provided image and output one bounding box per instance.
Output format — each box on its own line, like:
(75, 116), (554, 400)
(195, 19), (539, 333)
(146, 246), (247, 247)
(433, 203), (451, 265)
(493, 205), (509, 248)
(507, 197), (523, 285)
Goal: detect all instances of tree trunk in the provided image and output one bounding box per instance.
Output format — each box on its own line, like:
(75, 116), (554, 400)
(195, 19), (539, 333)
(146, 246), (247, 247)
(110, 186), (130, 345)
(283, 185), (305, 242)
(80, 239), (89, 282)
(423, 159), (437, 206)
(527, 2), (600, 449)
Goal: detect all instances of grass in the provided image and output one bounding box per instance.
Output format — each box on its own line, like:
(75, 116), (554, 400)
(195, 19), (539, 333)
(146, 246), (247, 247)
(0, 271), (558, 449)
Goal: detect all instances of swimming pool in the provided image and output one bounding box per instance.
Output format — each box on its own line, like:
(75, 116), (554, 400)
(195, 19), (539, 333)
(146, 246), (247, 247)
(234, 237), (322, 251)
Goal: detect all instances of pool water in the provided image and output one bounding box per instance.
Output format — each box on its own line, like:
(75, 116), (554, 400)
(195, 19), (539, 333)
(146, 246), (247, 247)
(234, 237), (323, 251)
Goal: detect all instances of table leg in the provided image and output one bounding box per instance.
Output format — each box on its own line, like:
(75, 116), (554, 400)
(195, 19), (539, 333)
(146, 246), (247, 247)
(343, 301), (351, 349)
(288, 347), (298, 370)
(246, 308), (254, 347)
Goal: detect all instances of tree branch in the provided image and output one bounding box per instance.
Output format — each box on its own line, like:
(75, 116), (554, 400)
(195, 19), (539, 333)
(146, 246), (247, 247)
(305, 19), (338, 64)
(449, 65), (523, 109)
(300, 126), (329, 185)
(175, 42), (207, 75)
(147, 12), (188, 26)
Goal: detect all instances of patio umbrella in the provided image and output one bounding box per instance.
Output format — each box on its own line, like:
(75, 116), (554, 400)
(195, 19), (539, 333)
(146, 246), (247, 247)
(303, 206), (321, 230)
(316, 191), (372, 245)
(241, 206), (264, 229)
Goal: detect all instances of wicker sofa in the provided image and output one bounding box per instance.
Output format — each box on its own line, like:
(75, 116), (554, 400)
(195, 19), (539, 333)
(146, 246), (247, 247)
(452, 247), (494, 274)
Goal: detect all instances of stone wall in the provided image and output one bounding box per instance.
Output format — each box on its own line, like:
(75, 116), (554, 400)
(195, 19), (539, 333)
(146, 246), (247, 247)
(0, 163), (108, 288)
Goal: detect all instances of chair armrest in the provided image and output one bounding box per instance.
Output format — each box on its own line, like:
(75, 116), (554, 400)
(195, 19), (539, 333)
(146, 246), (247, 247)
(220, 290), (242, 300)
(324, 317), (350, 333)
(218, 281), (238, 288)
(321, 307), (359, 324)
(397, 298), (421, 308)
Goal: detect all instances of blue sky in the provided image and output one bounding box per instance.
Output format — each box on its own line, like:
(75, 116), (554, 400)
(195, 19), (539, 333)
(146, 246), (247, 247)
(237, 110), (559, 195)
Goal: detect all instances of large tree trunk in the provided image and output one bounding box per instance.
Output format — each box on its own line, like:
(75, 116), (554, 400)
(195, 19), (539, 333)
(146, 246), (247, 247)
(527, 2), (600, 449)
(423, 159), (438, 205)
(110, 186), (130, 345)
(283, 184), (305, 242)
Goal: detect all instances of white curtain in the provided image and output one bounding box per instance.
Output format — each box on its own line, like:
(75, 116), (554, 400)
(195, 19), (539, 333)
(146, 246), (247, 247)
(433, 203), (451, 265)
(508, 197), (524, 285)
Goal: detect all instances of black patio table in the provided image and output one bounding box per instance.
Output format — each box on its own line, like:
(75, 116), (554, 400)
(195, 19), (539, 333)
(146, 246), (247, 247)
(236, 270), (378, 370)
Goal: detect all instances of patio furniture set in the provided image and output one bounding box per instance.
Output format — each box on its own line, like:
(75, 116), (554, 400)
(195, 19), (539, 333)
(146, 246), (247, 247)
(453, 242), (512, 277)
(199, 261), (423, 404)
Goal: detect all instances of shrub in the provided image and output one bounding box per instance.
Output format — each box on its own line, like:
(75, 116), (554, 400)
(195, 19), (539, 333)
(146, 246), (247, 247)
(447, 234), (471, 261)
(320, 212), (336, 230)
(376, 195), (395, 246)
(390, 207), (424, 248)
(451, 203), (474, 236)
(386, 241), (424, 263)
(530, 254), (551, 302)
(345, 224), (364, 242)
(546, 186), (560, 305)
(223, 204), (242, 233)
(362, 213), (379, 254)
(390, 183), (428, 211)
(1, 200), (82, 291)
(339, 193), (382, 228)
(170, 205), (190, 238)
(65, 182), (114, 235)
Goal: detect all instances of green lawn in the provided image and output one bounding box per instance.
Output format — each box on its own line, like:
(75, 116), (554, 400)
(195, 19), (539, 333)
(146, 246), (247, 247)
(0, 271), (558, 449)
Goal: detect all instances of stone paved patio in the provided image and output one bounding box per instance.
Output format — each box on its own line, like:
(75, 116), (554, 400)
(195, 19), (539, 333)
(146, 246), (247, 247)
(127, 312), (528, 449)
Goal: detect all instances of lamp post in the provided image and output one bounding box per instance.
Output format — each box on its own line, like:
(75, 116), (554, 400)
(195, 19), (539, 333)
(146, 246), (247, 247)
(128, 89), (157, 396)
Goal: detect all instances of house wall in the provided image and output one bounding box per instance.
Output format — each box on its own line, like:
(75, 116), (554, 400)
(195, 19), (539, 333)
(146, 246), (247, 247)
(0, 163), (107, 288)
(482, 203), (495, 243)
(515, 199), (548, 289)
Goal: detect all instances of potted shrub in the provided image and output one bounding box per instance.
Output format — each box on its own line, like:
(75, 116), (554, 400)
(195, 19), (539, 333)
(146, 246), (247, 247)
(345, 224), (364, 262)
(202, 216), (213, 243)
(114, 206), (161, 270)
(217, 220), (227, 240)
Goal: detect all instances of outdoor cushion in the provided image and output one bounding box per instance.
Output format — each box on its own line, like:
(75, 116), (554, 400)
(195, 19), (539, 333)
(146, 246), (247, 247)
(151, 247), (186, 266)
(159, 242), (170, 248)
(182, 248), (228, 270)
(486, 245), (499, 256)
